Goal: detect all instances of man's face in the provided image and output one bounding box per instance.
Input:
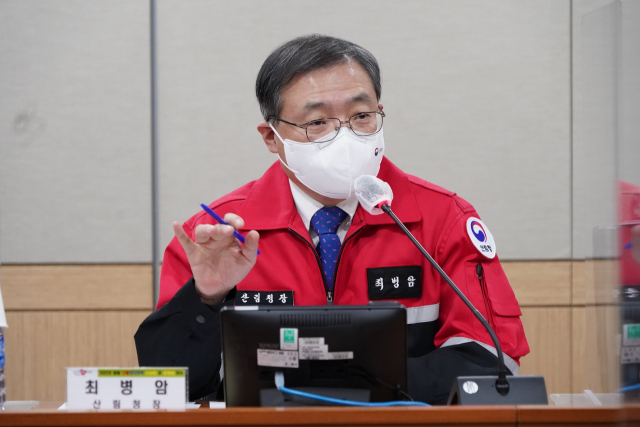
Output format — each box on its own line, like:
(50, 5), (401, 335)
(258, 61), (382, 204)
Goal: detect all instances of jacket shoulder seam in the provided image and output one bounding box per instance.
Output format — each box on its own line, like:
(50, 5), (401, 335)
(436, 199), (477, 260)
(407, 174), (456, 197)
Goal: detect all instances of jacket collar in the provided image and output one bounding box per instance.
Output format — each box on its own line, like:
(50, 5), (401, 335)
(237, 157), (422, 234)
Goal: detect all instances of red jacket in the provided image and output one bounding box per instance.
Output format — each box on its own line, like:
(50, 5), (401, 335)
(619, 180), (640, 287)
(158, 157), (529, 366)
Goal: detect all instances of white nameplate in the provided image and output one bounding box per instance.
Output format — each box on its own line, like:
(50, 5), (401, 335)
(66, 367), (188, 410)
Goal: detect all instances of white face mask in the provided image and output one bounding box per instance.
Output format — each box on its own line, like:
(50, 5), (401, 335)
(270, 124), (385, 199)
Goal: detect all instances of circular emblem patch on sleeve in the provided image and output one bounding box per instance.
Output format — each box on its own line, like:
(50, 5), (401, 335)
(466, 217), (496, 259)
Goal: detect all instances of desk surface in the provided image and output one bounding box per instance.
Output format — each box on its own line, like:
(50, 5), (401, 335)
(0, 402), (638, 427)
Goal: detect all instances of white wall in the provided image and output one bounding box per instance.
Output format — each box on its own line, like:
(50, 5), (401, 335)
(3, 0), (630, 264)
(618, 0), (640, 187)
(571, 0), (640, 259)
(157, 0), (572, 260)
(0, 0), (152, 263)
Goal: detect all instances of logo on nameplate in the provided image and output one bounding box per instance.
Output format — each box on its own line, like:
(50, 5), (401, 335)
(466, 217), (496, 259)
(235, 290), (294, 306)
(367, 266), (422, 300)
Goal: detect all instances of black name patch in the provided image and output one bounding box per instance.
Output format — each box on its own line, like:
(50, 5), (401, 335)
(235, 290), (294, 306)
(367, 266), (422, 300)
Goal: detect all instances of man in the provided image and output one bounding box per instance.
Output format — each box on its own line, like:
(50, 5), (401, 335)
(135, 34), (529, 405)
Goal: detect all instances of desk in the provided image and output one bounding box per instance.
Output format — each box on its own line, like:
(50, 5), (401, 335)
(0, 403), (637, 427)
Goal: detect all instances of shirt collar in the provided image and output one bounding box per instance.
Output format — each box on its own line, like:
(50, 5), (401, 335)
(237, 158), (421, 233)
(289, 180), (359, 231)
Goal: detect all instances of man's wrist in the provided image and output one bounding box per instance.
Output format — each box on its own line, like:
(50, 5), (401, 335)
(194, 282), (227, 305)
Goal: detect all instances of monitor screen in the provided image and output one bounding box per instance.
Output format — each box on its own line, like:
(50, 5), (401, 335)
(220, 303), (407, 407)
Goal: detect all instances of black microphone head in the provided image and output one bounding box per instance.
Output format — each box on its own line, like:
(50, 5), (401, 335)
(354, 175), (393, 215)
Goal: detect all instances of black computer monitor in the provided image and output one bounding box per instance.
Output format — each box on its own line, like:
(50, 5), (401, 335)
(220, 303), (407, 407)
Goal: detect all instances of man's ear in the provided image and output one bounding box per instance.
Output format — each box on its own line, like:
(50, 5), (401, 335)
(257, 121), (278, 154)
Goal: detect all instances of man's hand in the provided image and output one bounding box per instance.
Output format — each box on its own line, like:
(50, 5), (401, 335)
(173, 213), (260, 304)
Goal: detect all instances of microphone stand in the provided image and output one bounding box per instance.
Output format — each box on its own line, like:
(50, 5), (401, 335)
(380, 204), (547, 405)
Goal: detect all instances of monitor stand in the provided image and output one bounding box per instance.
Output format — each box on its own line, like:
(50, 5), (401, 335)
(260, 387), (371, 407)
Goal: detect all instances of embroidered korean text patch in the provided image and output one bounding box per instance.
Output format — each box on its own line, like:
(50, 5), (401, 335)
(235, 290), (294, 306)
(367, 266), (422, 300)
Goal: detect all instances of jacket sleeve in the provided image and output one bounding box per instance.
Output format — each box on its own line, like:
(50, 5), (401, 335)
(407, 202), (529, 405)
(407, 342), (512, 404)
(134, 278), (235, 401)
(156, 230), (196, 309)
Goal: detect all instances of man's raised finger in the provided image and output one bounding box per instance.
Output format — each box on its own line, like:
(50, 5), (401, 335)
(223, 213), (245, 230)
(208, 223), (237, 242)
(195, 223), (236, 246)
(173, 221), (196, 253)
(241, 230), (260, 263)
(194, 224), (221, 244)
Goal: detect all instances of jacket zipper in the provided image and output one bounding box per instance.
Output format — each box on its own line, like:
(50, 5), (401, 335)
(476, 263), (495, 328)
(288, 228), (330, 303)
(288, 227), (363, 305)
(330, 228), (363, 305)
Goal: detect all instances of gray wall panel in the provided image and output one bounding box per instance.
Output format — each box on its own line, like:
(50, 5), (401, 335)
(619, 0), (640, 187)
(0, 0), (152, 263)
(570, 0), (640, 260)
(158, 0), (571, 260)
(571, 0), (617, 260)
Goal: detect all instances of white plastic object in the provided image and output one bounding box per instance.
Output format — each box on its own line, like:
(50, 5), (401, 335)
(354, 175), (393, 216)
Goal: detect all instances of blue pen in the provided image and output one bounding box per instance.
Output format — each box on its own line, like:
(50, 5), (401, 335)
(200, 203), (261, 255)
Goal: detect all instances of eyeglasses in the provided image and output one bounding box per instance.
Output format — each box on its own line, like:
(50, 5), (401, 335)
(272, 111), (385, 143)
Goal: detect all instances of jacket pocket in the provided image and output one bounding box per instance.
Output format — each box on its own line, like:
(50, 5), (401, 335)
(466, 262), (522, 337)
(474, 262), (525, 354)
(465, 262), (492, 334)
(478, 262), (522, 317)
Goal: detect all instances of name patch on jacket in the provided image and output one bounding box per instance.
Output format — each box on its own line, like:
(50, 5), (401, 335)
(367, 266), (422, 300)
(235, 290), (294, 306)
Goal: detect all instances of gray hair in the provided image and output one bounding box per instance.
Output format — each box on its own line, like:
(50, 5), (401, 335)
(255, 34), (382, 122)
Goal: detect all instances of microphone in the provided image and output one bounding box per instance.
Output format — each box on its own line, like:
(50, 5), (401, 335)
(354, 175), (393, 216)
(354, 175), (547, 405)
